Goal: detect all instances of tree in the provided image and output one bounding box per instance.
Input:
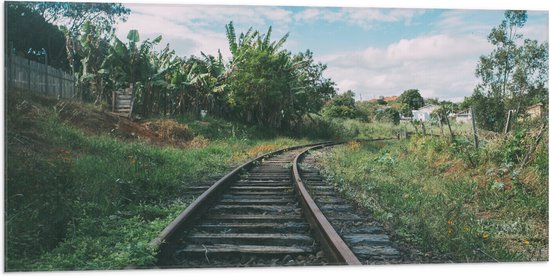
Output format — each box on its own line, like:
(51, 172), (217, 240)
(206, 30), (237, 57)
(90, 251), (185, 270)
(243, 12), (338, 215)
(322, 90), (357, 119)
(76, 21), (111, 103)
(101, 30), (164, 116)
(355, 101), (374, 122)
(224, 23), (291, 127)
(5, 2), (69, 70)
(473, 10), (548, 131)
(399, 89), (424, 116)
(433, 103), (455, 140)
(375, 108), (400, 125)
(289, 50), (336, 124)
(224, 22), (335, 129)
(28, 2), (130, 74)
(140, 44), (181, 117)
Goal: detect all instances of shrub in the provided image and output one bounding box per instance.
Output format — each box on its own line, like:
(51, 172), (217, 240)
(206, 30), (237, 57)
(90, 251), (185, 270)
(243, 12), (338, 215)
(375, 108), (400, 125)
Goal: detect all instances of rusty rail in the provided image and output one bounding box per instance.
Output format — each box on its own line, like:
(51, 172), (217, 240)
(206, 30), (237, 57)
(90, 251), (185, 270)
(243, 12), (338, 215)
(292, 143), (361, 265)
(149, 142), (331, 251)
(149, 137), (397, 267)
(291, 137), (397, 265)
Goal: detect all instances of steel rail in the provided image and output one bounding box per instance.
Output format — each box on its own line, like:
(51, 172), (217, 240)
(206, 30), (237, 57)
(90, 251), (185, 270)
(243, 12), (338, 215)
(291, 138), (397, 265)
(148, 137), (397, 268)
(149, 141), (332, 251)
(292, 143), (362, 265)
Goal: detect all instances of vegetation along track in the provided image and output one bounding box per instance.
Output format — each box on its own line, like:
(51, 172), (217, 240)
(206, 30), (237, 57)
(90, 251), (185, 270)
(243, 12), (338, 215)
(151, 141), (399, 268)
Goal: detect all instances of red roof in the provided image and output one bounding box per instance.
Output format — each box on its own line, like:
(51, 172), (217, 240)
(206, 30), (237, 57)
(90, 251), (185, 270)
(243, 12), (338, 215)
(368, 96), (399, 102)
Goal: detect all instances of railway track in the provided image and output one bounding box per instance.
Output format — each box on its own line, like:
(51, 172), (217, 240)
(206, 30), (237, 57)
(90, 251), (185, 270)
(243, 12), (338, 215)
(297, 146), (401, 264)
(152, 141), (399, 268)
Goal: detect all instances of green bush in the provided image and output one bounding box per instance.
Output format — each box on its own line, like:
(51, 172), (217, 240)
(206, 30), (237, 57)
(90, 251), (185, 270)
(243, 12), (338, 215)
(375, 108), (400, 125)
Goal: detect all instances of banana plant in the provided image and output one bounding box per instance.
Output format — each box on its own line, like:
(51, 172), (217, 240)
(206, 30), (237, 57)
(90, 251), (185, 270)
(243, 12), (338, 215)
(76, 21), (109, 104)
(100, 29), (161, 117)
(140, 44), (180, 117)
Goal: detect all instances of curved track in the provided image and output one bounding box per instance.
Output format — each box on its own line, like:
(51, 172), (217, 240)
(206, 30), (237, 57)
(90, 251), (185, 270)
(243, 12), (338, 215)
(152, 141), (398, 268)
(296, 144), (401, 264)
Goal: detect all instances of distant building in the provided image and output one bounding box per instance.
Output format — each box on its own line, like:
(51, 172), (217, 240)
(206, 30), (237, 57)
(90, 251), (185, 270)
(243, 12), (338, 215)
(526, 103), (543, 118)
(369, 95), (399, 103)
(454, 110), (472, 124)
(412, 104), (438, 121)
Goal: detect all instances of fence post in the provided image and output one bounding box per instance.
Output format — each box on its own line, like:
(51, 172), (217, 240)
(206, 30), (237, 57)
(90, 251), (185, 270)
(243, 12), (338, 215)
(6, 52), (11, 95)
(504, 110), (513, 134)
(59, 70), (63, 99)
(8, 42), (14, 95)
(470, 107), (479, 149)
(27, 59), (32, 94)
(112, 90), (116, 112)
(445, 113), (455, 142)
(45, 54), (49, 97)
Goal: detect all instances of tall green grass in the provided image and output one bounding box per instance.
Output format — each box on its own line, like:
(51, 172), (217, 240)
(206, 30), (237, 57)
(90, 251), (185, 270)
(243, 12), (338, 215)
(5, 101), (306, 271)
(319, 135), (548, 262)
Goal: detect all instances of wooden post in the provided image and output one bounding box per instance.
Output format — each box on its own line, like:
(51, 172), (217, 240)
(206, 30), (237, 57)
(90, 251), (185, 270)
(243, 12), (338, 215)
(471, 107), (479, 149)
(445, 113), (455, 142)
(437, 114), (445, 137)
(504, 110), (513, 134)
(59, 70), (63, 99)
(7, 44), (13, 95)
(27, 59), (32, 94)
(78, 77), (82, 102)
(112, 90), (116, 112)
(45, 53), (49, 97)
(128, 83), (134, 118)
(7, 42), (11, 94)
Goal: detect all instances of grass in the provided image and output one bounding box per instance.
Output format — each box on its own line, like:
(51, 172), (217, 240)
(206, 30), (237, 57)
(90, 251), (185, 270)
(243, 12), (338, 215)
(5, 95), (309, 271)
(9, 93), (545, 269)
(318, 132), (548, 262)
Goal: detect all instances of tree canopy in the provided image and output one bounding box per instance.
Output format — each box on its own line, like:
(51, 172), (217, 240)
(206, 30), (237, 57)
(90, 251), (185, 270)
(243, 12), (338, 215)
(322, 90), (357, 119)
(473, 10), (548, 131)
(5, 2), (69, 70)
(7, 8), (338, 130)
(224, 21), (335, 129)
(27, 2), (131, 74)
(398, 89), (424, 117)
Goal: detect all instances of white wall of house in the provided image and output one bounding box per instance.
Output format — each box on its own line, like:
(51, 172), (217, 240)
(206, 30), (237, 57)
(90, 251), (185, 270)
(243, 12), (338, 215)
(412, 110), (430, 121)
(454, 110), (472, 123)
(412, 105), (438, 121)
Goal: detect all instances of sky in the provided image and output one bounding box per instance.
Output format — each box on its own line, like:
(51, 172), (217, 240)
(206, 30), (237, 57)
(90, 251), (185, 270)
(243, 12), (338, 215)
(114, 0), (549, 102)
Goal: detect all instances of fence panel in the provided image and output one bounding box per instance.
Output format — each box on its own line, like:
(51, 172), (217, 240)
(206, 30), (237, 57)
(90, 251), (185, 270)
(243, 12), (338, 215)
(5, 54), (79, 100)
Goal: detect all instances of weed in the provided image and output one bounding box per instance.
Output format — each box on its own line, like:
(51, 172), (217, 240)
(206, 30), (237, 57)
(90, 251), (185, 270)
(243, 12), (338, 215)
(5, 96), (309, 271)
(319, 134), (548, 262)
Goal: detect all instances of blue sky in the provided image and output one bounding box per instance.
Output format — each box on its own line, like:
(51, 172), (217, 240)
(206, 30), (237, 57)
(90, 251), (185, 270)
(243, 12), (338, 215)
(115, 0), (549, 102)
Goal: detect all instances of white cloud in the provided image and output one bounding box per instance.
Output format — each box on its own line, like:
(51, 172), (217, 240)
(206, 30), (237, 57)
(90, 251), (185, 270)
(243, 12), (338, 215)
(319, 34), (492, 101)
(294, 7), (425, 29)
(116, 9), (229, 57)
(113, 3), (548, 103)
(116, 4), (294, 57)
